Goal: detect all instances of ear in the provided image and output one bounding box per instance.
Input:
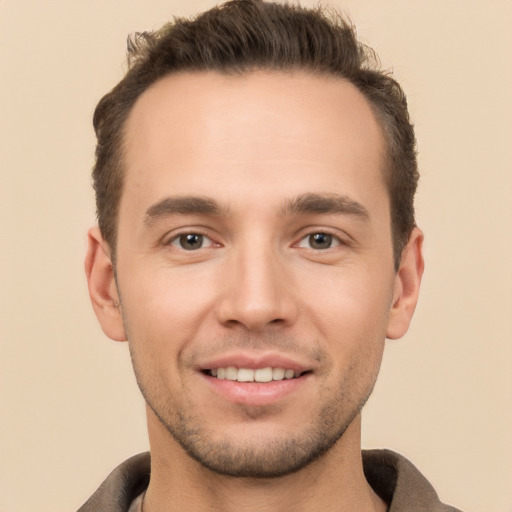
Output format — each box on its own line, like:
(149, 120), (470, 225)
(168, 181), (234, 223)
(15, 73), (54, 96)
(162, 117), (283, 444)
(386, 227), (425, 340)
(84, 227), (127, 342)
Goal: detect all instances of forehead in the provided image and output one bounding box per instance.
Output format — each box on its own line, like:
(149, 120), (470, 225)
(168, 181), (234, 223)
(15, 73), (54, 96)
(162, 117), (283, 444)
(121, 70), (386, 216)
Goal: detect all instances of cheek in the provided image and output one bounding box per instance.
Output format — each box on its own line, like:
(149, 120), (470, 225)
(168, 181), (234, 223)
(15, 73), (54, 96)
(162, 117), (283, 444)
(121, 262), (214, 319)
(118, 264), (221, 367)
(302, 268), (392, 393)
(304, 266), (394, 341)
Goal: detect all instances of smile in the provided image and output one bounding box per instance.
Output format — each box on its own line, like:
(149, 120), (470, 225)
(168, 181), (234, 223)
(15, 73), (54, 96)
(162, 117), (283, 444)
(207, 367), (305, 382)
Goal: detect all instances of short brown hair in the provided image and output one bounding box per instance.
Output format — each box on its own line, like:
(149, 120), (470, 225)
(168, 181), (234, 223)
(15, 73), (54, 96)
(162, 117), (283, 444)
(92, 0), (418, 268)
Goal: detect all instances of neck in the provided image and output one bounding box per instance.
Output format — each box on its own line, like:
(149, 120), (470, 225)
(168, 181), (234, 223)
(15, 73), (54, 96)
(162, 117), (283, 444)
(143, 410), (387, 512)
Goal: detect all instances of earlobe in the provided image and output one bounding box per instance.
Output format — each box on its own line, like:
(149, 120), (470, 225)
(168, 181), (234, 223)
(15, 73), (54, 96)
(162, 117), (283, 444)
(84, 227), (127, 342)
(386, 227), (425, 340)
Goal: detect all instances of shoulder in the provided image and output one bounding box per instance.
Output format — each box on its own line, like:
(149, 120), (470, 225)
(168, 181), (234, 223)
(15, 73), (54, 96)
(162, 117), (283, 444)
(363, 449), (463, 512)
(77, 453), (150, 512)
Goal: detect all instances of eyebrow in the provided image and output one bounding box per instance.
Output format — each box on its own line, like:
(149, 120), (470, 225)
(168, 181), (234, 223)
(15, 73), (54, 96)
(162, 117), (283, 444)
(143, 192), (369, 226)
(282, 193), (369, 219)
(144, 196), (226, 226)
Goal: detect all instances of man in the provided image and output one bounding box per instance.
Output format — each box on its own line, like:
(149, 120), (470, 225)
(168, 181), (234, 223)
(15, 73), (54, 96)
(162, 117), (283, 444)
(80, 1), (461, 510)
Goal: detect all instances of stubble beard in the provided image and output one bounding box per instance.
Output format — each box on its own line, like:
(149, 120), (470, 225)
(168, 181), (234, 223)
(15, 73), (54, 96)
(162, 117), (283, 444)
(146, 393), (368, 479)
(133, 365), (376, 479)
(125, 325), (382, 479)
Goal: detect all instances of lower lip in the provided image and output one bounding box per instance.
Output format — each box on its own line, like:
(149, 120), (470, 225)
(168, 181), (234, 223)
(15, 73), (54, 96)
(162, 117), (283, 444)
(201, 373), (311, 406)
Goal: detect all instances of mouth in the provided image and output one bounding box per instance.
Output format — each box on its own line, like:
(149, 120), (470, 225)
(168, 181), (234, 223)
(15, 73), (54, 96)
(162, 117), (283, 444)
(198, 357), (314, 406)
(203, 367), (311, 382)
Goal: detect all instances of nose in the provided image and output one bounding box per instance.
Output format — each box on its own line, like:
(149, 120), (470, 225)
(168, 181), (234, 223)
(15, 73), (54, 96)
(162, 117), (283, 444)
(216, 244), (299, 331)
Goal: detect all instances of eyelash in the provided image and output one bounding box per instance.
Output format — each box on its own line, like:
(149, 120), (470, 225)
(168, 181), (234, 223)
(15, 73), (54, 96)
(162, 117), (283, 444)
(167, 231), (217, 251)
(165, 229), (347, 252)
(295, 231), (345, 251)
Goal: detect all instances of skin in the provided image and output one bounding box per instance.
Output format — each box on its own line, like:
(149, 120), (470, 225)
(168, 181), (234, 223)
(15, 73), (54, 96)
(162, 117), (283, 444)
(86, 71), (424, 512)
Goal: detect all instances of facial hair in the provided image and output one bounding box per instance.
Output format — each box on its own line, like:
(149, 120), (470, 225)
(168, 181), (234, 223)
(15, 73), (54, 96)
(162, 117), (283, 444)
(128, 332), (381, 479)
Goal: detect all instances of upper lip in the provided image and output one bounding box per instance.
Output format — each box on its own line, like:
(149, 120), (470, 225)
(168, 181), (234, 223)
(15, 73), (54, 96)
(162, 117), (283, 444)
(196, 351), (314, 373)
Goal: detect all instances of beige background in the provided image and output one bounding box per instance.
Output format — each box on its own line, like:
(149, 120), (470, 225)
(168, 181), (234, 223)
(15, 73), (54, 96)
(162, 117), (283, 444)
(1, 1), (511, 511)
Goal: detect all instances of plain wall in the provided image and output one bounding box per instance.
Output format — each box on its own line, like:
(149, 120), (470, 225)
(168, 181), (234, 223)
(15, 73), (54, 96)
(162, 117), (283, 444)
(1, 1), (511, 511)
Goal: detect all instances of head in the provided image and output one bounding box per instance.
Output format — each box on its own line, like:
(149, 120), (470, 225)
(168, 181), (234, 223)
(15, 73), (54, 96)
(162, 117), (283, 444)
(86, 0), (424, 480)
(92, 0), (418, 270)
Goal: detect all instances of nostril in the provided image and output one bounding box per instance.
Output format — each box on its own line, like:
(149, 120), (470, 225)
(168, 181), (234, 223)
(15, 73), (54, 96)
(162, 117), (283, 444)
(215, 286), (298, 330)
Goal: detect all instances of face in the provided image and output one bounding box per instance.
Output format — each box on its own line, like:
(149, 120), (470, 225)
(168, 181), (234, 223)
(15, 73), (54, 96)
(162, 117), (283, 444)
(87, 70), (422, 478)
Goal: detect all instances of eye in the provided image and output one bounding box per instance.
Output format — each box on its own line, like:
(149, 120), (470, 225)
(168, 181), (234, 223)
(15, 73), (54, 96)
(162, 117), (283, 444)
(169, 233), (214, 251)
(297, 232), (340, 250)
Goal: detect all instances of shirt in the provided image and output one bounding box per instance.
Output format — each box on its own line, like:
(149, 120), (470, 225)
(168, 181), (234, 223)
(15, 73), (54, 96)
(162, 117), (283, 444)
(78, 449), (463, 511)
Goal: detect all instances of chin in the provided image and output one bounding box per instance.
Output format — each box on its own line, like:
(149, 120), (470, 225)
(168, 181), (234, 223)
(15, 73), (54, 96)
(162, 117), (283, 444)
(148, 395), (363, 479)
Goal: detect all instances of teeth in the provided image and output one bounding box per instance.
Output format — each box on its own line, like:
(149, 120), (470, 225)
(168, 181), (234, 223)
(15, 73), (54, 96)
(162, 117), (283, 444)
(272, 368), (285, 380)
(209, 366), (302, 382)
(225, 366), (237, 380)
(254, 367), (272, 382)
(236, 368), (254, 382)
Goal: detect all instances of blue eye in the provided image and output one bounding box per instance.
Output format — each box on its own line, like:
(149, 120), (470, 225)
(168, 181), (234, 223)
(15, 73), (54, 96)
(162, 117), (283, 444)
(298, 232), (340, 250)
(170, 233), (212, 251)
